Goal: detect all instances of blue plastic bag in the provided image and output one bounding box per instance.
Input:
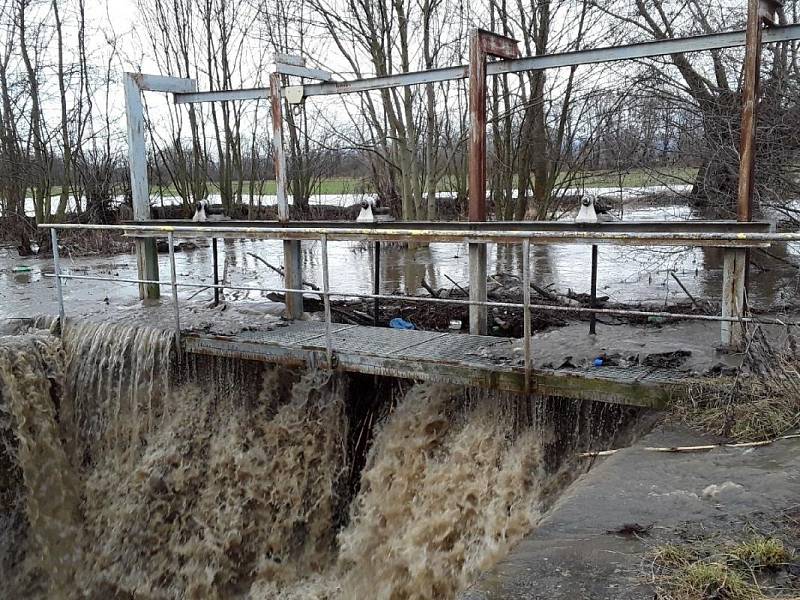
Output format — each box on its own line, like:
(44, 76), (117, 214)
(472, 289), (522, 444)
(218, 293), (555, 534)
(389, 317), (416, 330)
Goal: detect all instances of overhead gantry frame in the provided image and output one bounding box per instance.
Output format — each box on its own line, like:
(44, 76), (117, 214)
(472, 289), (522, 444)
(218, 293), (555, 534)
(124, 11), (800, 346)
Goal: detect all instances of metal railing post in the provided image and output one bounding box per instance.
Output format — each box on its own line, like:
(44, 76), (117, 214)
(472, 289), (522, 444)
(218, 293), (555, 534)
(320, 234), (333, 367)
(212, 238), (220, 306)
(50, 228), (65, 326)
(590, 245), (598, 335)
(373, 241), (381, 327)
(167, 232), (181, 350)
(522, 239), (532, 394)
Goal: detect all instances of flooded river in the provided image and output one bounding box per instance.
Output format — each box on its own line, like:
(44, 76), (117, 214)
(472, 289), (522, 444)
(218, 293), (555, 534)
(2, 203), (799, 320)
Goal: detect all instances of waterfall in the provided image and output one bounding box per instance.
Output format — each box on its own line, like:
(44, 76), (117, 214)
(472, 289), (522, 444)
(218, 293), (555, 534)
(0, 318), (642, 599)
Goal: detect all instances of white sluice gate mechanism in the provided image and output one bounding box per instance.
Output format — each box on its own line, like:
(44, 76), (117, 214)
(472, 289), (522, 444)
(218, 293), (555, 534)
(356, 198), (394, 223)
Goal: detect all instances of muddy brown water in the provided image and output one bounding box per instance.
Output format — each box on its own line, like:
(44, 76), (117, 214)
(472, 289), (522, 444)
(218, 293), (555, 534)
(0, 319), (647, 599)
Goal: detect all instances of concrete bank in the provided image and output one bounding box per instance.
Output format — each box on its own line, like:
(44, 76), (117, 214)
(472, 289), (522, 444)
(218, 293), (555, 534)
(462, 424), (800, 599)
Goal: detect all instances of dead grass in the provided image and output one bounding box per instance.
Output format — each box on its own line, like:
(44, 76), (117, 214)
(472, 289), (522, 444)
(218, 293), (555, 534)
(674, 325), (800, 442)
(650, 533), (798, 600)
(49, 229), (134, 257)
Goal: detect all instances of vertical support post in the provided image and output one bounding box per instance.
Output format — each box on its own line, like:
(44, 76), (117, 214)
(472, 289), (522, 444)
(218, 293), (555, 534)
(722, 248), (747, 348)
(270, 71), (303, 319)
(722, 1), (763, 346)
(468, 243), (487, 334)
(373, 241), (381, 327)
(123, 73), (159, 300)
(51, 228), (65, 326)
(212, 238), (220, 306)
(522, 239), (532, 394)
(467, 30), (519, 335)
(320, 234), (333, 367)
(589, 245), (598, 335)
(468, 30), (489, 226)
(167, 232), (181, 351)
(737, 0), (763, 224)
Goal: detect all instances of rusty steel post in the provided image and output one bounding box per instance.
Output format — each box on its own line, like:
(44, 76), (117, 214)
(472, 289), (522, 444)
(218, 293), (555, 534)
(738, 0), (764, 223)
(468, 29), (520, 335)
(270, 71), (304, 319)
(725, 0), (766, 346)
(468, 33), (487, 223)
(468, 29), (520, 221)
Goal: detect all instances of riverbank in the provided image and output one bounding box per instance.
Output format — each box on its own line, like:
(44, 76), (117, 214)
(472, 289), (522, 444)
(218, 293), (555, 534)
(462, 424), (800, 599)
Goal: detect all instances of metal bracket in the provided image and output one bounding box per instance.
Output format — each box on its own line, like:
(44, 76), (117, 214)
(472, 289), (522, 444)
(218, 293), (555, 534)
(285, 85), (305, 105)
(275, 63), (332, 81)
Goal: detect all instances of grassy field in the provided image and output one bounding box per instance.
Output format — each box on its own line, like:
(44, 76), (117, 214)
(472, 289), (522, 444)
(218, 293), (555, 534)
(38, 168), (698, 199)
(153, 177), (369, 197)
(151, 168), (699, 196)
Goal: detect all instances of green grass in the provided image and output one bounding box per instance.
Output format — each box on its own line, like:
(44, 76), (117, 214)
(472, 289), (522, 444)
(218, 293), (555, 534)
(730, 537), (791, 569)
(152, 177), (370, 197)
(674, 562), (756, 600)
(568, 167), (698, 188)
(35, 167), (698, 200)
(651, 535), (797, 599)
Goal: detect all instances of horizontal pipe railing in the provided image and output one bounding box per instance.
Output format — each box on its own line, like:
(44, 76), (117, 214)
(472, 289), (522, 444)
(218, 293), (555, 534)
(38, 222), (800, 246)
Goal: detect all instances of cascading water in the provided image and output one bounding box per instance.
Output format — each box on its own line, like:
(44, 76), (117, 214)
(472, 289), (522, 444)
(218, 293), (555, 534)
(0, 319), (643, 599)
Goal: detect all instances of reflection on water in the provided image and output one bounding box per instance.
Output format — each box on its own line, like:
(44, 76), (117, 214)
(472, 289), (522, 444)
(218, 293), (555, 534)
(2, 203), (800, 318)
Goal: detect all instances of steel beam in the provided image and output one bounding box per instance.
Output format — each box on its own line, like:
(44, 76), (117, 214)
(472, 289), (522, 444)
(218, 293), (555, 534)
(171, 25), (800, 104)
(468, 30), (520, 336)
(41, 221), (792, 247)
(275, 63), (332, 81)
(175, 87), (271, 104)
(270, 71), (304, 319)
(123, 73), (160, 299)
(131, 73), (196, 93)
(122, 219), (776, 234)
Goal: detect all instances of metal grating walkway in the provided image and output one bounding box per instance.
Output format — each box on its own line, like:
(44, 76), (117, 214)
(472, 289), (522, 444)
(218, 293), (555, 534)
(183, 321), (690, 408)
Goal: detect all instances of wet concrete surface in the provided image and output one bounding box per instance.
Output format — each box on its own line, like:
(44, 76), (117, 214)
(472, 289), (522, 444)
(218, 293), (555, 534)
(461, 425), (800, 600)
(5, 287), (791, 379)
(522, 320), (744, 373)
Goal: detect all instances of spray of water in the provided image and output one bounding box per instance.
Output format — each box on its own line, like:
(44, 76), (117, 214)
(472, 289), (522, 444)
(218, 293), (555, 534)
(0, 333), (82, 598)
(0, 321), (641, 598)
(336, 383), (546, 599)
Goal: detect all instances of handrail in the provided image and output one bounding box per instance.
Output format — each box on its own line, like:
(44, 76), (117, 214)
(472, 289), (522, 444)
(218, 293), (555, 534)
(37, 221), (796, 247)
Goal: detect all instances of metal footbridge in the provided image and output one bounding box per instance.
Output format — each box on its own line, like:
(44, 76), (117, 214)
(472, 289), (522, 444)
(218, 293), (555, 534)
(183, 320), (686, 408)
(40, 219), (800, 409)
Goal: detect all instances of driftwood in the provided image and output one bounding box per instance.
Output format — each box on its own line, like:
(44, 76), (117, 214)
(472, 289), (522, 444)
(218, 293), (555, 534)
(530, 282), (559, 302)
(247, 252), (320, 290)
(670, 271), (701, 309)
(420, 278), (440, 298)
(443, 273), (468, 297)
(578, 433), (800, 458)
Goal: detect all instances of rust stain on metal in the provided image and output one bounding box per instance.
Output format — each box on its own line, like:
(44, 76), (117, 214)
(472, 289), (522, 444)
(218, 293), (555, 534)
(737, 0), (763, 223)
(468, 30), (520, 223)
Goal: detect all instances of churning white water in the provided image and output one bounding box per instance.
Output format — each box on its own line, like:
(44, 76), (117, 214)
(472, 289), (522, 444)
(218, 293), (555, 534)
(0, 320), (640, 599)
